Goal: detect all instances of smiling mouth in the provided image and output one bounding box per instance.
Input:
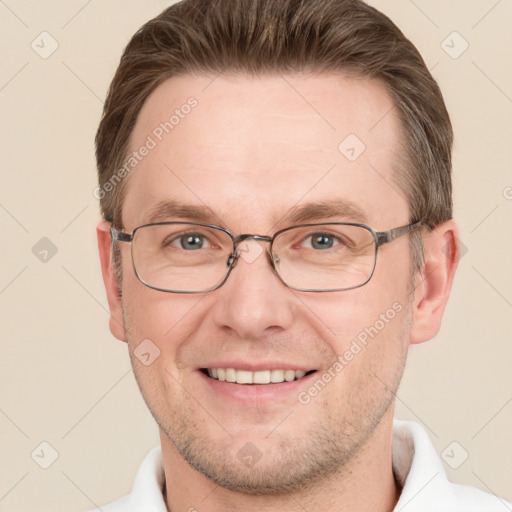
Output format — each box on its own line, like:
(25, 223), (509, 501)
(201, 368), (316, 384)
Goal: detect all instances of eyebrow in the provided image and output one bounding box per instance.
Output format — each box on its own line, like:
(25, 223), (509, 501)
(141, 198), (368, 228)
(280, 200), (368, 225)
(143, 200), (221, 225)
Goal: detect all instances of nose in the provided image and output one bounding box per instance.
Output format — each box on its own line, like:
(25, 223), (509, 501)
(211, 240), (295, 339)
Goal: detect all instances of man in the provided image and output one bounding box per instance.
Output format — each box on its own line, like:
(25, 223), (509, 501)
(92, 0), (510, 510)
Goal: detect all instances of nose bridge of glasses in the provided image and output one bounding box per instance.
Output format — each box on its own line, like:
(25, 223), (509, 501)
(234, 234), (273, 244)
(233, 234), (272, 254)
(227, 234), (275, 268)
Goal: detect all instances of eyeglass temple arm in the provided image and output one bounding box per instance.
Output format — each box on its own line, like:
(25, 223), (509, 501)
(110, 226), (132, 243)
(110, 227), (133, 258)
(376, 221), (422, 246)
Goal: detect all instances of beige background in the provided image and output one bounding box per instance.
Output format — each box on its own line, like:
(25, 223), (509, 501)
(1, 1), (511, 510)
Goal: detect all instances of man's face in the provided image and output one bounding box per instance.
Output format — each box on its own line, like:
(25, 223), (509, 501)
(118, 73), (414, 492)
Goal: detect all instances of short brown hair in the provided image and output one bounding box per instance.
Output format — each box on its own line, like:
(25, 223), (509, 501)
(96, 0), (453, 272)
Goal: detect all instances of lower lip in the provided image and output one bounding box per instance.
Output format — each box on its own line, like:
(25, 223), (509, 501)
(198, 370), (317, 402)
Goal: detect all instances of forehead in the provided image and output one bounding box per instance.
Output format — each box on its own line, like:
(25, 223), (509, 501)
(123, 73), (407, 230)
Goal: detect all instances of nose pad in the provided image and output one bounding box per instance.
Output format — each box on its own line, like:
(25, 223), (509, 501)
(226, 252), (238, 269)
(226, 245), (277, 271)
(226, 237), (278, 277)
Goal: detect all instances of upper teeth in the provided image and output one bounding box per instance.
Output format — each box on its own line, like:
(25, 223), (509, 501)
(207, 368), (307, 384)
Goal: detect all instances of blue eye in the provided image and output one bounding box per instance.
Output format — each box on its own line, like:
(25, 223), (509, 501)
(164, 232), (212, 250)
(160, 228), (223, 252)
(177, 234), (205, 250)
(301, 232), (343, 250)
(310, 234), (335, 250)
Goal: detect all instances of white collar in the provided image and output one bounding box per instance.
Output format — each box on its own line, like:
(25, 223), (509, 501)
(99, 420), (509, 511)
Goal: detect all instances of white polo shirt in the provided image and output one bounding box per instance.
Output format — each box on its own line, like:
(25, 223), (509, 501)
(88, 420), (511, 511)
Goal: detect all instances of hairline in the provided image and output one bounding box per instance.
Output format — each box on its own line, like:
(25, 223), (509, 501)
(112, 69), (417, 229)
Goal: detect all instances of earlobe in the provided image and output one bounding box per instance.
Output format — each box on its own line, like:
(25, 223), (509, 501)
(97, 219), (127, 342)
(409, 220), (460, 345)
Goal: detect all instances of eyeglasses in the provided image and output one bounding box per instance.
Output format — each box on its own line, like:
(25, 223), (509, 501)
(111, 221), (421, 293)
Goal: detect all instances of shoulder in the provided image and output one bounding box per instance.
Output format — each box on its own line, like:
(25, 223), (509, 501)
(392, 419), (511, 511)
(447, 483), (512, 511)
(82, 446), (166, 512)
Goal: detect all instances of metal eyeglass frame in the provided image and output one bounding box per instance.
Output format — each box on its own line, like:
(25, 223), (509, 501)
(111, 220), (422, 293)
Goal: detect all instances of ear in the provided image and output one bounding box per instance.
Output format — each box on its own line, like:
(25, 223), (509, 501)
(409, 220), (460, 345)
(97, 219), (127, 342)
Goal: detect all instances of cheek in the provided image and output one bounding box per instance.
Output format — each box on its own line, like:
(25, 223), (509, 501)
(123, 285), (204, 406)
(297, 280), (408, 346)
(122, 262), (191, 331)
(312, 298), (410, 409)
(294, 273), (411, 401)
(373, 239), (414, 292)
(120, 274), (203, 363)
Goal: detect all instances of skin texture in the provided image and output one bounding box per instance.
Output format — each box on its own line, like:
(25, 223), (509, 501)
(97, 73), (459, 512)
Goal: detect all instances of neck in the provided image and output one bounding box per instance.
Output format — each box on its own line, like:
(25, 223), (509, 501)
(160, 410), (400, 512)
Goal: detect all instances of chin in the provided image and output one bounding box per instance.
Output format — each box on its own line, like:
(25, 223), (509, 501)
(158, 408), (371, 496)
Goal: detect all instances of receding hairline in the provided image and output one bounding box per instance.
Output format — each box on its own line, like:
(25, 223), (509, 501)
(125, 68), (393, 145)
(117, 69), (408, 227)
